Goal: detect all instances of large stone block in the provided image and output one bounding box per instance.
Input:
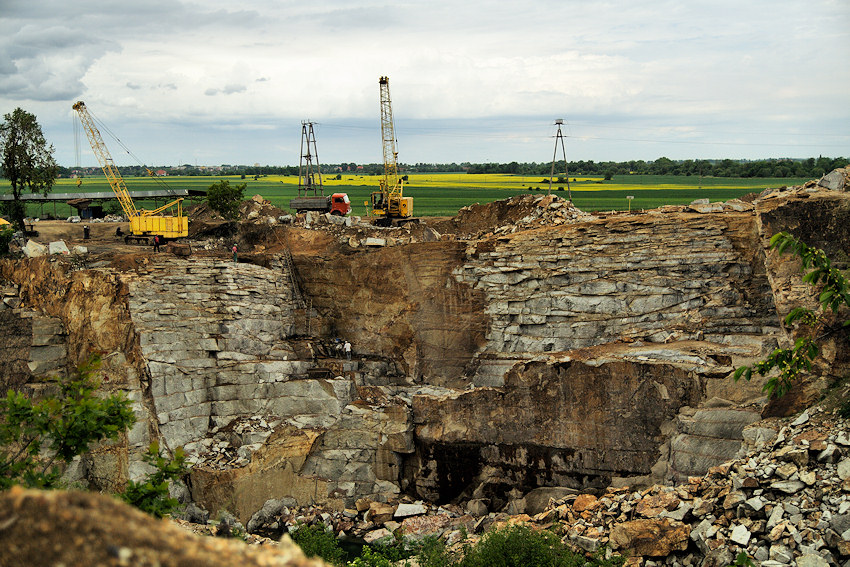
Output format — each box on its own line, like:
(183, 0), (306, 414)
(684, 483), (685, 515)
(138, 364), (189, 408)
(609, 518), (689, 556)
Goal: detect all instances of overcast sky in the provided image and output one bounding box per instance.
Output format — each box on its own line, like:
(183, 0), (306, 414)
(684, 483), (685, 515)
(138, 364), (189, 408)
(2, 0), (848, 167)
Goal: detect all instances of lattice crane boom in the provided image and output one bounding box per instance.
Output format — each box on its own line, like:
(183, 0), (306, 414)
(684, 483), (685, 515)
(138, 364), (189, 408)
(72, 101), (138, 218)
(371, 76), (412, 223)
(379, 76), (401, 199)
(72, 101), (187, 241)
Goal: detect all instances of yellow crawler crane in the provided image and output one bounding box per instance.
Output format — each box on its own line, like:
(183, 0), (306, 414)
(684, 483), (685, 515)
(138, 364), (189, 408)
(72, 101), (188, 243)
(370, 76), (413, 225)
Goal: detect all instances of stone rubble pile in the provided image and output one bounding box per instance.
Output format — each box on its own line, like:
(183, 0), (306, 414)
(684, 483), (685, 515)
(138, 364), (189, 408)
(221, 405), (850, 566)
(240, 194), (289, 224)
(243, 494), (478, 548)
(685, 198), (753, 213)
(759, 167), (850, 199)
(534, 405), (850, 565)
(183, 415), (280, 470)
(490, 194), (596, 234)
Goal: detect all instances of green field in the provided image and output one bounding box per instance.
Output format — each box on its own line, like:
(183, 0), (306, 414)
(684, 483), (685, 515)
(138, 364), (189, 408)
(2, 173), (809, 219)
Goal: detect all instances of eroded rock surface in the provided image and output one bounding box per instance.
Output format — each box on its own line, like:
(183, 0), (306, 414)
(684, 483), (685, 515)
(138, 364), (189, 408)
(0, 486), (327, 567)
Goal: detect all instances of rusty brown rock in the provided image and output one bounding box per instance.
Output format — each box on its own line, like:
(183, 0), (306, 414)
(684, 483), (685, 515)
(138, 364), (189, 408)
(365, 502), (395, 525)
(400, 514), (452, 536)
(635, 491), (680, 517)
(0, 486), (328, 566)
(572, 493), (599, 513)
(609, 518), (690, 557)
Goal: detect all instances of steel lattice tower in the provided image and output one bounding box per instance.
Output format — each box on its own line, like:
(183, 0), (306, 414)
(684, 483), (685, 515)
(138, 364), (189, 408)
(548, 119), (571, 201)
(298, 121), (323, 196)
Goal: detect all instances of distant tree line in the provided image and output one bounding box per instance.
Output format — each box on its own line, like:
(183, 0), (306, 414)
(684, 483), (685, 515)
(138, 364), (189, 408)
(463, 156), (849, 179)
(56, 156), (847, 180)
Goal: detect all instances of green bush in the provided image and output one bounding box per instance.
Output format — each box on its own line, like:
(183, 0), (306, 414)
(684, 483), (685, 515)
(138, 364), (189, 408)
(457, 524), (581, 567)
(288, 522), (622, 567)
(0, 355), (136, 489)
(415, 536), (453, 567)
(347, 546), (394, 567)
(290, 522), (347, 566)
(120, 442), (186, 518)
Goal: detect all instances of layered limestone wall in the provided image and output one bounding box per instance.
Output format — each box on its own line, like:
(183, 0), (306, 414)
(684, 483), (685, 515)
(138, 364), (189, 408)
(455, 212), (777, 359)
(125, 258), (302, 447)
(117, 257), (418, 520)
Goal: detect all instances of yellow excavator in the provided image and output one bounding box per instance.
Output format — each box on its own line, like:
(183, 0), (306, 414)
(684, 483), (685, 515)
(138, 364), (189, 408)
(370, 76), (413, 226)
(72, 101), (188, 243)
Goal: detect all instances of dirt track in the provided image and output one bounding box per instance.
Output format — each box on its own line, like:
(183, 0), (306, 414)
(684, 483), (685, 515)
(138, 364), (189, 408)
(26, 220), (146, 255)
(18, 193), (591, 264)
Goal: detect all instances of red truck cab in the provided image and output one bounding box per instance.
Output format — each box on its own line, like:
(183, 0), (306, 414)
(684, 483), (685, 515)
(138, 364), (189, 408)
(330, 193), (351, 216)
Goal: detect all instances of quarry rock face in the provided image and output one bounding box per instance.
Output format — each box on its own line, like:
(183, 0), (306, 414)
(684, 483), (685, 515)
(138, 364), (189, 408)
(1, 178), (849, 528)
(411, 358), (704, 504)
(456, 213), (775, 354)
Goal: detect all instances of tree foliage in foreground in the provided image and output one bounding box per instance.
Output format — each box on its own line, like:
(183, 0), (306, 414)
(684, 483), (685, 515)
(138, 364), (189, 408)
(734, 232), (850, 397)
(120, 441), (186, 518)
(0, 108), (58, 230)
(0, 355), (136, 489)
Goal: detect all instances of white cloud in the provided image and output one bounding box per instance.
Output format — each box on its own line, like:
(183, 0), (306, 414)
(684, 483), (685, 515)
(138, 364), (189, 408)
(1, 0), (847, 165)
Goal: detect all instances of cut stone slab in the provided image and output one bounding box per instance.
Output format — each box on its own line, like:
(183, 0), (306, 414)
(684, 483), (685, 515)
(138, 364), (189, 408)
(394, 502), (427, 518)
(837, 458), (850, 480)
(48, 240), (70, 255)
(23, 240), (47, 257)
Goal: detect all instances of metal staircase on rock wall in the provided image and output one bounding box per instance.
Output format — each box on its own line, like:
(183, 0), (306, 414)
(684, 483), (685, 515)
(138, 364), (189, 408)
(281, 247), (312, 336)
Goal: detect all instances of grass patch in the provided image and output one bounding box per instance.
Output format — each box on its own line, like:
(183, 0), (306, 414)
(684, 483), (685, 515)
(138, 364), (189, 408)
(2, 173), (806, 219)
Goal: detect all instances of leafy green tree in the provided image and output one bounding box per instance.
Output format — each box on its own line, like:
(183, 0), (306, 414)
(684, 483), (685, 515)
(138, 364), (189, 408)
(0, 108), (58, 230)
(0, 355), (136, 489)
(206, 179), (246, 220)
(120, 442), (186, 518)
(734, 232), (850, 397)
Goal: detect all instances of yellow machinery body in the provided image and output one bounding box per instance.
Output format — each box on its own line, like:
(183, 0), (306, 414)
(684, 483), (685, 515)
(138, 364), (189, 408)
(72, 101), (188, 240)
(371, 76), (412, 223)
(130, 207), (188, 239)
(371, 191), (412, 219)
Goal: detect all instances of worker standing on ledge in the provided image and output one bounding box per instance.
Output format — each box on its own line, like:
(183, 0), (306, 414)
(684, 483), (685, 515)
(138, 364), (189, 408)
(344, 340), (352, 360)
(232, 244), (238, 263)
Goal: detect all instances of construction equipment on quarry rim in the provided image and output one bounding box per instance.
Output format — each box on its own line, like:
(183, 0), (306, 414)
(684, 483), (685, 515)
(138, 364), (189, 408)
(289, 121), (351, 216)
(72, 101), (188, 244)
(370, 76), (414, 226)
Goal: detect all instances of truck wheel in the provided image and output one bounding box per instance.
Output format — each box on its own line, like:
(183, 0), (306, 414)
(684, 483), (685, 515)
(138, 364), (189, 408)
(331, 210), (342, 216)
